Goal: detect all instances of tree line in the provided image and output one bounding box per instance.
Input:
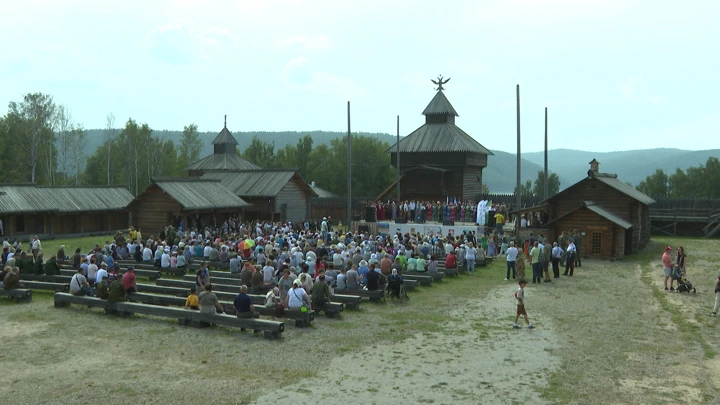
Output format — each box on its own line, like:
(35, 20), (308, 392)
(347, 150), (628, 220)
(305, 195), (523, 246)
(0, 92), (395, 197)
(635, 157), (720, 199)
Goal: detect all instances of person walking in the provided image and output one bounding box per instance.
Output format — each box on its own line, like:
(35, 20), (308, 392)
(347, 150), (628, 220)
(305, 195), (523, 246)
(662, 246), (674, 291)
(513, 279), (534, 329)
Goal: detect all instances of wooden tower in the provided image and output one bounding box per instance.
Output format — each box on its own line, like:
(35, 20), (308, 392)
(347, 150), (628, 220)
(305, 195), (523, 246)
(380, 78), (493, 201)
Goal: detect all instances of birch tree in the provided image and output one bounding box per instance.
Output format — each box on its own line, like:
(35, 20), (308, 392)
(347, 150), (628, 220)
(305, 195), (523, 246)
(8, 93), (57, 184)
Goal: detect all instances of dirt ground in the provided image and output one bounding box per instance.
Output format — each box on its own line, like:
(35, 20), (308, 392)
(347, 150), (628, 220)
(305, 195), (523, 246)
(2, 237), (720, 404)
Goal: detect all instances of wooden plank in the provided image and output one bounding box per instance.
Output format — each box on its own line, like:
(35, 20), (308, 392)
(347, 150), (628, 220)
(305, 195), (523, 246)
(183, 274), (244, 286)
(188, 312), (284, 340)
(53, 292), (109, 309)
(156, 279), (240, 294)
(60, 266), (161, 280)
(0, 288), (32, 303)
(332, 294), (361, 310)
(20, 280), (69, 292)
(331, 288), (384, 301)
(136, 284), (189, 297)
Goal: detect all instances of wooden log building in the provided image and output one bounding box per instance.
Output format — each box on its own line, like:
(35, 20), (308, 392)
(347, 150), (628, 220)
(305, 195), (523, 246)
(128, 178), (250, 236)
(516, 160), (655, 259)
(378, 82), (493, 202)
(0, 184), (133, 238)
(201, 170), (317, 222)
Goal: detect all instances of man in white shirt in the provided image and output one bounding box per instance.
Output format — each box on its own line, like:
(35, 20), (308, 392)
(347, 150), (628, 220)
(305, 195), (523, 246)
(95, 263), (109, 285)
(564, 240), (577, 276)
(31, 236), (41, 258)
(551, 242), (563, 279)
(505, 242), (519, 280)
(87, 258), (99, 282)
(142, 245), (153, 263)
(161, 248), (171, 269)
(70, 268), (91, 296)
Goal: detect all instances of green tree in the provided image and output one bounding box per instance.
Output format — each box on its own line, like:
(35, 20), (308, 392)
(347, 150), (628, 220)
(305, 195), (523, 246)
(636, 168), (668, 198)
(7, 93), (57, 184)
(294, 134), (313, 179)
(240, 135), (275, 167)
(532, 171), (561, 198)
(178, 123), (203, 170)
(668, 168), (691, 198)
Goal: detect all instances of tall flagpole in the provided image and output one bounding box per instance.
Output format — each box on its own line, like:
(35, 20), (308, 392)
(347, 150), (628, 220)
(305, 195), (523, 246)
(544, 107), (549, 200)
(396, 115), (401, 200)
(515, 85), (521, 210)
(347, 101), (352, 229)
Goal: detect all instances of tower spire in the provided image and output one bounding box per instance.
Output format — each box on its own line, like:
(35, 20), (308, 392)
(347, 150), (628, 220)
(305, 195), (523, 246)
(224, 114), (227, 128)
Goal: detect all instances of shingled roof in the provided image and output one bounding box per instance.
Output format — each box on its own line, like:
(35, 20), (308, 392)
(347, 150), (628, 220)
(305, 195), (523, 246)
(386, 123), (493, 154)
(212, 126), (238, 146)
(387, 90), (492, 154)
(186, 153), (261, 171)
(201, 170), (317, 198)
(422, 91), (458, 116)
(0, 184), (133, 214)
(152, 179), (249, 210)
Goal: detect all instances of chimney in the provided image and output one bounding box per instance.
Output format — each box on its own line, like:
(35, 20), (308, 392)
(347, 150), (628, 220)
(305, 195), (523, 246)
(588, 159), (599, 177)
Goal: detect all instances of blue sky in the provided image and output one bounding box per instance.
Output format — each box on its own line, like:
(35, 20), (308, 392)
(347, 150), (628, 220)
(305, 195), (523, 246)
(2, 0), (719, 153)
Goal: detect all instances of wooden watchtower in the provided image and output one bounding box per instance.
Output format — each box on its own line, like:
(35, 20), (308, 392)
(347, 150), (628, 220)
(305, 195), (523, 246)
(379, 78), (493, 201)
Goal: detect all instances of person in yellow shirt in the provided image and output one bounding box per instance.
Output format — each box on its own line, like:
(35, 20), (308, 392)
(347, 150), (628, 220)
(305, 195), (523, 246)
(494, 212), (505, 234)
(185, 288), (199, 310)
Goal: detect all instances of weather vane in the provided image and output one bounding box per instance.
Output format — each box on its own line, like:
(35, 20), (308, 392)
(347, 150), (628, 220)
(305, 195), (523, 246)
(431, 75), (450, 91)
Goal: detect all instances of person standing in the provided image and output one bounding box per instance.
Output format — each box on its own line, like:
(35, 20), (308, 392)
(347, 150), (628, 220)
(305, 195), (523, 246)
(551, 242), (563, 279)
(465, 243), (477, 274)
(676, 246), (686, 277)
(712, 274), (720, 316)
(572, 230), (583, 268)
(513, 279), (534, 329)
(662, 246), (674, 291)
(321, 217), (329, 244)
(564, 239), (576, 276)
(505, 242), (518, 280)
(529, 242), (541, 284)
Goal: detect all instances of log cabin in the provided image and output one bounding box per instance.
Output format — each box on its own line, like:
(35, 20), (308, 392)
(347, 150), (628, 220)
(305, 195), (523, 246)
(515, 160), (655, 259)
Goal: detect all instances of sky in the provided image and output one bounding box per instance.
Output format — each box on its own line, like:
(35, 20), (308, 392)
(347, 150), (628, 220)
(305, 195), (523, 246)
(2, 0), (720, 153)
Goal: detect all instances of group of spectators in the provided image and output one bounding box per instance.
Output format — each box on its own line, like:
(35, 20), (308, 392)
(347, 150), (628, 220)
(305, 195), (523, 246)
(501, 230), (583, 284)
(368, 200), (509, 224)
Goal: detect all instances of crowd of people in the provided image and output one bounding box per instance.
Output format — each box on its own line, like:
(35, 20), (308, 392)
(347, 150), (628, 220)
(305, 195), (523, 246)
(368, 200), (510, 224)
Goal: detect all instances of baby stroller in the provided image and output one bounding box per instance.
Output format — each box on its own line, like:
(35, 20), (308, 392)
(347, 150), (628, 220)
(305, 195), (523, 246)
(384, 275), (409, 302)
(671, 266), (696, 294)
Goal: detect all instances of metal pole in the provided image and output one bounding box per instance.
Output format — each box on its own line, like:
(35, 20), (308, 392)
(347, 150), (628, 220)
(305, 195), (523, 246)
(544, 107), (549, 200)
(516, 85), (521, 210)
(347, 101), (352, 229)
(396, 115), (401, 200)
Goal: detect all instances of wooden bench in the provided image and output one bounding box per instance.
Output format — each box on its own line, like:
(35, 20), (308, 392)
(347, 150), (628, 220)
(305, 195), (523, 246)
(117, 260), (203, 273)
(209, 271), (243, 279)
(60, 266), (161, 281)
(407, 270), (445, 281)
(54, 293), (284, 339)
(331, 294), (361, 310)
(188, 311), (284, 339)
(127, 293), (314, 328)
(156, 279), (240, 294)
(183, 274), (244, 286)
(0, 288), (32, 303)
(332, 288), (385, 302)
(20, 280), (69, 292)
(403, 279), (419, 290)
(402, 274), (432, 286)
(20, 274), (72, 283)
(136, 284), (190, 297)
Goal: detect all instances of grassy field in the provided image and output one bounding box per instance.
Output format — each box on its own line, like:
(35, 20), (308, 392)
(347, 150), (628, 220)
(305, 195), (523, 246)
(2, 235), (719, 404)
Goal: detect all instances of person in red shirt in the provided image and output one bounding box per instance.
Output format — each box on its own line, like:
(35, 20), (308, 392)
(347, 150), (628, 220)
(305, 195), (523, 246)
(445, 250), (457, 271)
(123, 266), (137, 293)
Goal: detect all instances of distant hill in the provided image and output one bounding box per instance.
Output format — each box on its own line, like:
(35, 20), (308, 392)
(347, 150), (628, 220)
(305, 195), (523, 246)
(83, 129), (719, 193)
(523, 148), (720, 187)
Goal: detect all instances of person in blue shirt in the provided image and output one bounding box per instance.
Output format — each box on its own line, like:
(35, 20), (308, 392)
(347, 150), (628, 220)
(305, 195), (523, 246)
(104, 254), (115, 271)
(233, 285), (258, 320)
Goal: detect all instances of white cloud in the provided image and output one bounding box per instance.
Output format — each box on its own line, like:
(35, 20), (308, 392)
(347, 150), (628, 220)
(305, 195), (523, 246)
(618, 77), (669, 105)
(275, 35), (332, 50)
(282, 57), (367, 99)
(144, 22), (238, 65)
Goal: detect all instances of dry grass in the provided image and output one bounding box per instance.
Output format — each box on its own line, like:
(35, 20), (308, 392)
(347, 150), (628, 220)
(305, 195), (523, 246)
(2, 236), (720, 404)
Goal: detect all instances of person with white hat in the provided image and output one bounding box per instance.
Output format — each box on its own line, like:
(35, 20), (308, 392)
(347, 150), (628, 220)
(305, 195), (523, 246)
(161, 247), (171, 269)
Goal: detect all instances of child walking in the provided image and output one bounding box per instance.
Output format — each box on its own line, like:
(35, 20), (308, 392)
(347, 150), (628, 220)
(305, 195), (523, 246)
(513, 279), (534, 329)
